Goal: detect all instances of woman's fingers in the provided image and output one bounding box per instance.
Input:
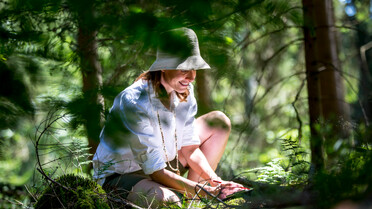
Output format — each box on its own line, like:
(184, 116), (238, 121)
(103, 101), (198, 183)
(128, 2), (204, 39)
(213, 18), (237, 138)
(218, 186), (242, 199)
(220, 180), (244, 188)
(210, 179), (251, 200)
(215, 180), (251, 200)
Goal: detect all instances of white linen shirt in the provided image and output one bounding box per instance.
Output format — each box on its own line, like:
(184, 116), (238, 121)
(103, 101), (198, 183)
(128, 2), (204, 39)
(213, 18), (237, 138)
(93, 79), (200, 185)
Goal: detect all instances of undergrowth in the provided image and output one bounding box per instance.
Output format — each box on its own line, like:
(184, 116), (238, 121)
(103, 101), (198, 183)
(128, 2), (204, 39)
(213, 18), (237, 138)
(34, 174), (109, 209)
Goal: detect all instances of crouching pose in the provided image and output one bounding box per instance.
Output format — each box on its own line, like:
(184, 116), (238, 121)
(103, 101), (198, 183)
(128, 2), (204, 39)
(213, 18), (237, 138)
(93, 28), (244, 207)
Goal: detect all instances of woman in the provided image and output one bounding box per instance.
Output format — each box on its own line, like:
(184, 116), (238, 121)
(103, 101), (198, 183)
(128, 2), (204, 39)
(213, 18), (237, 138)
(93, 28), (244, 207)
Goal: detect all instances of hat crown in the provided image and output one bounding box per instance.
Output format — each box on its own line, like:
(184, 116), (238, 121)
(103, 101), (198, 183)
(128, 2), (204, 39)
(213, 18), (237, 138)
(157, 28), (199, 58)
(149, 28), (210, 71)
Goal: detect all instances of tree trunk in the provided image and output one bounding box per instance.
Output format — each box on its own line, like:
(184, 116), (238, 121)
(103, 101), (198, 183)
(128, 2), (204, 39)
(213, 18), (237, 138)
(302, 0), (350, 171)
(355, 22), (372, 141)
(302, 0), (325, 172)
(314, 0), (349, 129)
(76, 2), (104, 159)
(196, 70), (213, 115)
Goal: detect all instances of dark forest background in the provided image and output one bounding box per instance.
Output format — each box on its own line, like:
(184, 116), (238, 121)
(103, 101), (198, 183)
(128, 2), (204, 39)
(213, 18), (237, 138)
(1, 0), (372, 208)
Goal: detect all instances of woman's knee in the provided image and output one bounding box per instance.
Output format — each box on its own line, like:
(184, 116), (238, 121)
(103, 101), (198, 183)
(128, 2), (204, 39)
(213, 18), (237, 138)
(204, 111), (231, 131)
(127, 179), (180, 207)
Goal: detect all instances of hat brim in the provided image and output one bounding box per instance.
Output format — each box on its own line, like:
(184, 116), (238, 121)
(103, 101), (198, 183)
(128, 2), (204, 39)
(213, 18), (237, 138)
(149, 55), (211, 71)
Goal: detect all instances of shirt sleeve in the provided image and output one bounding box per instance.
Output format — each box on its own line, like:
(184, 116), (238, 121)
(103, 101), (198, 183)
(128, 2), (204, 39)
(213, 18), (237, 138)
(181, 85), (201, 147)
(115, 91), (166, 175)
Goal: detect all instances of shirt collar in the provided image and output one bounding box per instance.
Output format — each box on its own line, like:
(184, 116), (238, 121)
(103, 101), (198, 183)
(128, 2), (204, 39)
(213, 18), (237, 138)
(169, 91), (180, 110)
(146, 80), (180, 112)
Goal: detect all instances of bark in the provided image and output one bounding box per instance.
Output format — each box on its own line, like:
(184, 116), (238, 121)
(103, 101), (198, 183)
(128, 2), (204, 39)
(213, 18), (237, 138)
(359, 39), (372, 126)
(314, 0), (349, 128)
(302, 0), (325, 171)
(196, 70), (213, 115)
(234, 176), (313, 208)
(302, 0), (350, 171)
(355, 22), (372, 140)
(76, 3), (104, 158)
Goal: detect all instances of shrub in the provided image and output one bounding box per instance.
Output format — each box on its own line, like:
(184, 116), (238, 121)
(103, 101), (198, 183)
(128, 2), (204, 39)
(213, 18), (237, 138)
(34, 174), (109, 209)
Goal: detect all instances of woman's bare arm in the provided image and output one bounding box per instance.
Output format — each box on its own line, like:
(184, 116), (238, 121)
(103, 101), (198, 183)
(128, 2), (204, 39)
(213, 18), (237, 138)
(180, 145), (246, 198)
(149, 168), (216, 198)
(181, 145), (220, 184)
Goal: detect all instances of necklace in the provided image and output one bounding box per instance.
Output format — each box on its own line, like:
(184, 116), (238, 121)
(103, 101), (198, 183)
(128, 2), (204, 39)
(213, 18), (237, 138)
(148, 84), (180, 175)
(156, 109), (180, 175)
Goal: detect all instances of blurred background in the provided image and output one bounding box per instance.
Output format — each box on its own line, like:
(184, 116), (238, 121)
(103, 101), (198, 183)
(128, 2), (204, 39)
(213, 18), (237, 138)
(0, 0), (371, 208)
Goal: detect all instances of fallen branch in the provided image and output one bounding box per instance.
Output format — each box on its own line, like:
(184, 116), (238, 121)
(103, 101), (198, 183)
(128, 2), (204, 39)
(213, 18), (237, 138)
(233, 176), (314, 208)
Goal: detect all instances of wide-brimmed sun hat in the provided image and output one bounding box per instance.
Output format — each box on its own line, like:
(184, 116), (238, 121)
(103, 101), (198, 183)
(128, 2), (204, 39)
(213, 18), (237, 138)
(149, 28), (211, 71)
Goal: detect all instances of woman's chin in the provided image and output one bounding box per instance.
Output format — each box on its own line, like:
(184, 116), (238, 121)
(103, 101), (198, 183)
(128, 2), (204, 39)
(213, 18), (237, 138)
(175, 88), (187, 93)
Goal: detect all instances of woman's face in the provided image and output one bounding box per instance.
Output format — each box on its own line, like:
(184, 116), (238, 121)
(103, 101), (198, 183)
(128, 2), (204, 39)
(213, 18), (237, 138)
(161, 70), (196, 94)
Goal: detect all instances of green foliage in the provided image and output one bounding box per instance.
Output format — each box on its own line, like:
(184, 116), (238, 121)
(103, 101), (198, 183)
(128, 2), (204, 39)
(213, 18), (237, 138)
(226, 133), (309, 188)
(248, 158), (292, 185)
(0, 0), (369, 207)
(280, 137), (310, 184)
(0, 130), (34, 185)
(34, 174), (109, 209)
(0, 33), (41, 129)
(244, 157), (308, 186)
(34, 112), (93, 176)
(0, 59), (37, 127)
(313, 147), (372, 209)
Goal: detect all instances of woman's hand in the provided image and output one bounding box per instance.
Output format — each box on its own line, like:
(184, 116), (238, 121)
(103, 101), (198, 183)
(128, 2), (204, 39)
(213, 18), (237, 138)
(212, 180), (247, 200)
(209, 176), (222, 187)
(198, 179), (247, 200)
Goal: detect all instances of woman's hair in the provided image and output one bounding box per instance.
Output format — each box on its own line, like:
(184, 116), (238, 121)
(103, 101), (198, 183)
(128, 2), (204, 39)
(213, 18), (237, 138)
(135, 71), (189, 102)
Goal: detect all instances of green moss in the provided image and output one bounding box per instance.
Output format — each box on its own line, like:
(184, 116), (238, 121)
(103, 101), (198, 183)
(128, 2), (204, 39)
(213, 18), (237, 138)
(224, 197), (246, 206)
(34, 174), (109, 209)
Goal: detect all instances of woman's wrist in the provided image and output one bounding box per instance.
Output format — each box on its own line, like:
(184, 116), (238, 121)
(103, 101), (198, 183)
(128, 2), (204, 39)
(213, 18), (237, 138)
(202, 185), (220, 198)
(208, 175), (220, 181)
(208, 176), (222, 186)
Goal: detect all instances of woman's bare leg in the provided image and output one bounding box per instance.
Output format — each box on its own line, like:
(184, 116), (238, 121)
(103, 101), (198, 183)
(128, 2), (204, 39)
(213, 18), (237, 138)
(128, 179), (180, 207)
(186, 111), (231, 182)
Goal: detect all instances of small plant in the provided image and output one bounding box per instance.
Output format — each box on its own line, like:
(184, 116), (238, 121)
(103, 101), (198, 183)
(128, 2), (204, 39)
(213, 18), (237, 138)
(247, 158), (290, 185)
(34, 174), (109, 209)
(313, 147), (372, 209)
(242, 137), (310, 186)
(32, 112), (111, 208)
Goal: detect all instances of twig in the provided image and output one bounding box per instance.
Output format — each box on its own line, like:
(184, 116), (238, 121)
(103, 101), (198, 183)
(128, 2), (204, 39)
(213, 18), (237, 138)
(232, 70), (305, 151)
(222, 53), (243, 112)
(232, 37), (303, 150)
(319, 61), (370, 127)
(36, 168), (69, 191)
(341, 72), (370, 127)
(261, 38), (303, 73)
(106, 195), (145, 209)
(255, 71), (305, 105)
(188, 181), (208, 209)
(46, 179), (67, 209)
(291, 78), (306, 143)
(185, 0), (263, 29)
(24, 185), (37, 202)
(195, 184), (227, 207)
(5, 198), (32, 209)
(34, 112), (71, 192)
(104, 45), (142, 86)
(239, 25), (302, 50)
